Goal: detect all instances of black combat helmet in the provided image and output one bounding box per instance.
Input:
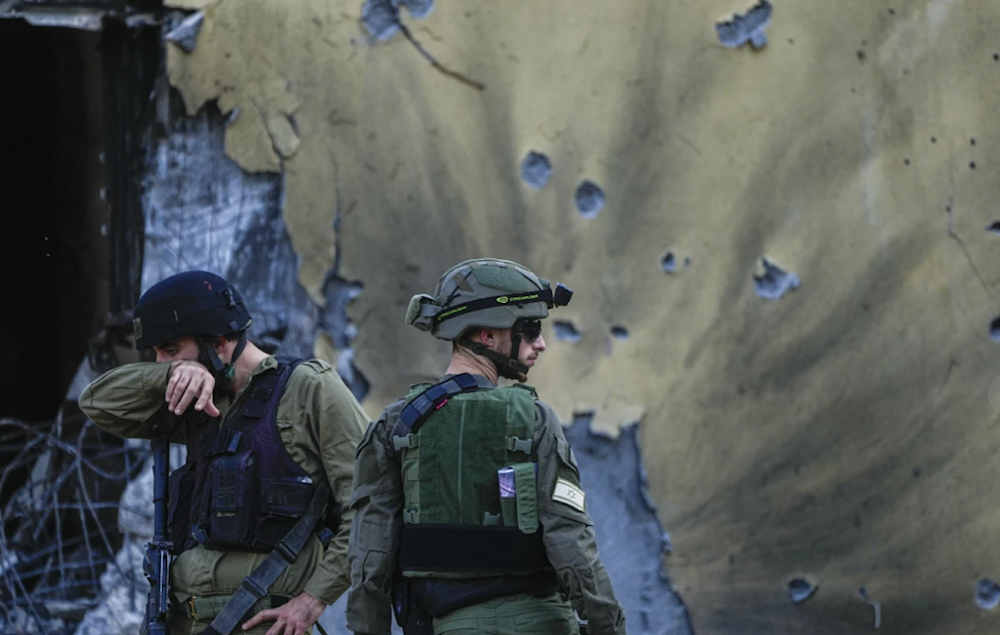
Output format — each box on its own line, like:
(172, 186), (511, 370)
(132, 271), (252, 380)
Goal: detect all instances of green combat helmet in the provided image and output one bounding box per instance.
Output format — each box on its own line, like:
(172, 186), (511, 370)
(405, 259), (573, 379)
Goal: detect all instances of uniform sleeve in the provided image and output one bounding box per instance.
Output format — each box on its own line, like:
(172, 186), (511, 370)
(78, 362), (185, 441)
(297, 362), (371, 606)
(535, 402), (628, 635)
(345, 406), (405, 635)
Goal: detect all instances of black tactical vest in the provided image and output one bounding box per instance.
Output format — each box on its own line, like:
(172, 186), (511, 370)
(167, 359), (328, 554)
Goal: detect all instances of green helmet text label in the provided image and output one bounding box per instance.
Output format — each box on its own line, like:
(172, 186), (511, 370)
(436, 305), (468, 322)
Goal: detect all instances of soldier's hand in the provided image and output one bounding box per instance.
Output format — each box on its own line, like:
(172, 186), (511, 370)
(242, 591), (325, 635)
(165, 360), (220, 417)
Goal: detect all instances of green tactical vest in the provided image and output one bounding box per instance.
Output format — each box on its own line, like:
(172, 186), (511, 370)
(393, 381), (546, 578)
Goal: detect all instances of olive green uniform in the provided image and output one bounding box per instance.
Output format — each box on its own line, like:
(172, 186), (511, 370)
(346, 375), (626, 635)
(79, 356), (369, 634)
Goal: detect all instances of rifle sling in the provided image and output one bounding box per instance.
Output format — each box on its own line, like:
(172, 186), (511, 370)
(201, 480), (330, 635)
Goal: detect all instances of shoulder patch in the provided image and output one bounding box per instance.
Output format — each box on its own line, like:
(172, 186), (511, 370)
(300, 358), (332, 373)
(552, 478), (586, 513)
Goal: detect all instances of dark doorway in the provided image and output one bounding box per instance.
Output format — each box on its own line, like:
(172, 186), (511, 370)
(0, 21), (109, 423)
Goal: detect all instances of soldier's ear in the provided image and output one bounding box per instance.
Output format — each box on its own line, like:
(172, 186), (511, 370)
(212, 336), (228, 353)
(479, 328), (497, 346)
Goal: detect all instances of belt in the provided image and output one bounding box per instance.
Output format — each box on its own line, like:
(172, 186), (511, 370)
(177, 594), (289, 622)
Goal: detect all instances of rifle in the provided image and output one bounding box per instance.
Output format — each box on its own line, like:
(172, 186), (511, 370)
(143, 431), (173, 635)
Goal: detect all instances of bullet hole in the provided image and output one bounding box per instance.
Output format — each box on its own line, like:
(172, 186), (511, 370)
(787, 578), (817, 604)
(520, 151), (553, 189)
(361, 0), (400, 41)
(994, 53), (999, 62)
(971, 138), (977, 146)
(361, 0), (434, 40)
(684, 256), (692, 267)
(888, 8), (895, 15)
(930, 136), (937, 143)
(990, 317), (1000, 342)
(977, 578), (1000, 610)
(574, 180), (605, 218)
(946, 205), (952, 213)
(986, 220), (1000, 234)
(661, 252), (677, 273)
(850, 88), (857, 94)
(970, 161), (977, 170)
(716, 0), (772, 49)
(787, 38), (795, 44)
(753, 259), (801, 300)
(913, 467), (922, 478)
(856, 50), (867, 62)
(553, 320), (582, 343)
(904, 158), (911, 166)
(610, 326), (629, 341)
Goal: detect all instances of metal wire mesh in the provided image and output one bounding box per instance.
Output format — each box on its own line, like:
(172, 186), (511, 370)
(0, 413), (147, 635)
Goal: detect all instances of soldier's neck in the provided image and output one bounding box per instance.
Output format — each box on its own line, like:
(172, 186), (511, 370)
(230, 343), (269, 394)
(446, 347), (499, 385)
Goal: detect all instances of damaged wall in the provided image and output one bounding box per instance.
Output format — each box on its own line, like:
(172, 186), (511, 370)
(153, 0), (1000, 633)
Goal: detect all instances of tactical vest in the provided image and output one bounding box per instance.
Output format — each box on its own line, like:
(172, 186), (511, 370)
(392, 375), (550, 578)
(167, 359), (331, 555)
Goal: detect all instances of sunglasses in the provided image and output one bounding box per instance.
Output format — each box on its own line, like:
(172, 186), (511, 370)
(519, 319), (543, 342)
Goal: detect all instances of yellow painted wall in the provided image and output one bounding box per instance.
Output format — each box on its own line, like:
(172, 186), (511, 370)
(167, 1), (1000, 631)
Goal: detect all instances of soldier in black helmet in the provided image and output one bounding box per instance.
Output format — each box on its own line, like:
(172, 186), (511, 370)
(79, 271), (369, 635)
(346, 259), (626, 635)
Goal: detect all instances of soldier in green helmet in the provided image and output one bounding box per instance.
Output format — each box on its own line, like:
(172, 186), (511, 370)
(346, 259), (627, 635)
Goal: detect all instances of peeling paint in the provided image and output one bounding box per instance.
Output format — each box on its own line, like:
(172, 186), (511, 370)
(165, 12), (204, 54)
(165, 0), (214, 8)
(566, 417), (692, 635)
(158, 1), (1000, 632)
(857, 587), (882, 629)
(18, 8), (104, 31)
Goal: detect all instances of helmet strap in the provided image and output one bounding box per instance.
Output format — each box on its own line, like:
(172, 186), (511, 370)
(459, 325), (529, 381)
(197, 331), (248, 385)
(508, 320), (526, 378)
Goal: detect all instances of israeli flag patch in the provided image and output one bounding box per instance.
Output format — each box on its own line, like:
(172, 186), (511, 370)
(552, 478), (586, 513)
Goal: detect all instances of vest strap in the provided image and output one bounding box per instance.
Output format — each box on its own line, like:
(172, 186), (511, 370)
(505, 436), (533, 454)
(393, 434), (419, 451)
(482, 512), (502, 526)
(398, 524), (549, 574)
(393, 374), (495, 446)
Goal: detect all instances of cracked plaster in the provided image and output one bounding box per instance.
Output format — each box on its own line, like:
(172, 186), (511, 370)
(164, 1), (1000, 632)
